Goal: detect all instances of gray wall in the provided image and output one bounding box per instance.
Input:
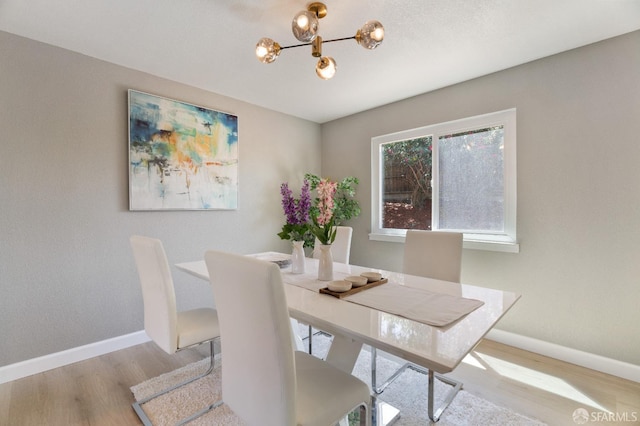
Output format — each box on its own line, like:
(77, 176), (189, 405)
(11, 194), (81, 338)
(2, 28), (639, 369)
(321, 31), (640, 365)
(0, 31), (321, 366)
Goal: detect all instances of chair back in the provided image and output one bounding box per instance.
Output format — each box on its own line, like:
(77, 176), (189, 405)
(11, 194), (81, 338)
(313, 226), (353, 264)
(205, 250), (297, 426)
(130, 235), (178, 354)
(403, 230), (463, 283)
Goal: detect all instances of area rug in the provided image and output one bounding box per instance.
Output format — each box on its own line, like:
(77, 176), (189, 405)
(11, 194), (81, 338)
(132, 337), (546, 425)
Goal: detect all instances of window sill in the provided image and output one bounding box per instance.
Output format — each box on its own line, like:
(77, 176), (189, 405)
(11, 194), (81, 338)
(368, 233), (520, 253)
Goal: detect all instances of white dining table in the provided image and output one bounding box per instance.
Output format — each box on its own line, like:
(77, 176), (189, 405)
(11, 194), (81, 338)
(176, 252), (520, 425)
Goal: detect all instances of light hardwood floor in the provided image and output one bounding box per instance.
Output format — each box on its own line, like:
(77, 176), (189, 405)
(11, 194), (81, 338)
(1, 339), (638, 426)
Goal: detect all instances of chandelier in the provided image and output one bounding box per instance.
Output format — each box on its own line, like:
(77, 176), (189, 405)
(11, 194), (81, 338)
(255, 2), (384, 80)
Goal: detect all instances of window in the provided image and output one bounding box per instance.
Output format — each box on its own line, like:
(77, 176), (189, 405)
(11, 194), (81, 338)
(370, 109), (518, 252)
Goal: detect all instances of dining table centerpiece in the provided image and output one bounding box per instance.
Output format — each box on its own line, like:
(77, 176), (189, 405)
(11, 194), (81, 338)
(308, 178), (339, 280)
(278, 179), (312, 274)
(306, 173), (361, 228)
(278, 173), (361, 279)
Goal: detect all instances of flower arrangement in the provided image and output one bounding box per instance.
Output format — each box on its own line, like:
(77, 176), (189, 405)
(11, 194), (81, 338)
(278, 174), (360, 248)
(305, 173), (360, 225)
(277, 179), (312, 243)
(309, 178), (338, 245)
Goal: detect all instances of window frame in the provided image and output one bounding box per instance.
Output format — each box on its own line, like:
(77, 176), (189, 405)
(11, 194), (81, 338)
(370, 109), (519, 253)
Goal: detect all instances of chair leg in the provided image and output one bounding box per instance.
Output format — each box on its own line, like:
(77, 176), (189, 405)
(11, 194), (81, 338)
(302, 324), (332, 355)
(361, 401), (371, 426)
(132, 339), (220, 426)
(371, 346), (462, 423)
(176, 399), (224, 426)
(336, 401), (370, 426)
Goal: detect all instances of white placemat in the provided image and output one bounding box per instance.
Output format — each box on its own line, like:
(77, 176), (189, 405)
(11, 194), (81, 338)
(281, 271), (329, 292)
(345, 283), (484, 326)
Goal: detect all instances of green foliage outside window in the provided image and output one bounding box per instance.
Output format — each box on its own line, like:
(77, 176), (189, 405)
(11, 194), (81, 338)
(382, 136), (432, 207)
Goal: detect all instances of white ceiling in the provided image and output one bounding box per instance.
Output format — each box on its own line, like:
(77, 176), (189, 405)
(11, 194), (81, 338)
(1, 0), (639, 123)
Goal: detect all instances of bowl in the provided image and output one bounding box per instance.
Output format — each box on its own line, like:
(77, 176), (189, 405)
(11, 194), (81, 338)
(360, 271), (382, 282)
(327, 280), (352, 293)
(345, 275), (368, 287)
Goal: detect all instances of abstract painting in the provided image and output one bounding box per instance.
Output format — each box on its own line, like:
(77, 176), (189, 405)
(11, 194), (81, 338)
(128, 90), (238, 210)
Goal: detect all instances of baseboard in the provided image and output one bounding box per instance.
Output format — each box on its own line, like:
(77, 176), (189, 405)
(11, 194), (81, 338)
(2, 328), (638, 385)
(486, 329), (640, 383)
(0, 331), (150, 384)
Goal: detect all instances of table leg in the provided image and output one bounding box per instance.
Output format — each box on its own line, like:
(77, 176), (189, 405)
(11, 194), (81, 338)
(325, 336), (402, 425)
(324, 334), (362, 373)
(427, 369), (463, 422)
(372, 350), (463, 423)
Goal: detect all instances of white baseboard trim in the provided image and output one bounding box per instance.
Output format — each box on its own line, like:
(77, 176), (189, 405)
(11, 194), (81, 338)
(2, 328), (638, 385)
(0, 331), (150, 385)
(486, 329), (640, 383)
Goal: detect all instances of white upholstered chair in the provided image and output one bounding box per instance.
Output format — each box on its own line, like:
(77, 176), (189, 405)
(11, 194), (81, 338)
(402, 229), (462, 282)
(371, 230), (464, 421)
(205, 250), (371, 426)
(308, 226), (353, 353)
(130, 235), (221, 425)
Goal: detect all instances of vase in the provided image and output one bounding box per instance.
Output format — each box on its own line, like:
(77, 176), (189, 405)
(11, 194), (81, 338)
(317, 244), (334, 281)
(291, 240), (305, 274)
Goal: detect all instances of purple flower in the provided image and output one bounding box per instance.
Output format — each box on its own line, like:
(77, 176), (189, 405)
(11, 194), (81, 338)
(280, 179), (311, 226)
(280, 183), (298, 224)
(298, 179), (311, 223)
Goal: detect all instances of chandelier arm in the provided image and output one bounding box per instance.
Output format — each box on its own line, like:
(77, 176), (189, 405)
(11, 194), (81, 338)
(321, 36), (356, 44)
(280, 42), (312, 50)
(280, 35), (356, 51)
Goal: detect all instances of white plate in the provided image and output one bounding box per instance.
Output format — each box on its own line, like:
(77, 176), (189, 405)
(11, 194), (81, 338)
(345, 275), (368, 287)
(360, 271), (382, 282)
(327, 280), (352, 292)
(252, 253), (291, 268)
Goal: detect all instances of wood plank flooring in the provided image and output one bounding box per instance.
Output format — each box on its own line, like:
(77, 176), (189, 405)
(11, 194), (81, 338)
(1, 339), (638, 426)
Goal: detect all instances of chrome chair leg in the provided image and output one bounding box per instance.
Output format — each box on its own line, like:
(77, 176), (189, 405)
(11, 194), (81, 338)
(371, 346), (462, 423)
(303, 324), (332, 355)
(132, 339), (219, 426)
(176, 399), (224, 425)
(361, 400), (371, 426)
(337, 401), (369, 426)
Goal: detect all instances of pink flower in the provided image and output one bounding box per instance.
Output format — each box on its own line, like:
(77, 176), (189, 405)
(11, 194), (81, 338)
(316, 179), (337, 226)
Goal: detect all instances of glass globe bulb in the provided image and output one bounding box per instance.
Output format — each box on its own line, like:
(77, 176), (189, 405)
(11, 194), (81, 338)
(255, 38), (281, 64)
(292, 10), (319, 42)
(357, 20), (384, 50)
(316, 57), (336, 80)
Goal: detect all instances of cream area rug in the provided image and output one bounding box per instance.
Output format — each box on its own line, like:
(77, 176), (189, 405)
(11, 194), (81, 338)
(131, 337), (546, 425)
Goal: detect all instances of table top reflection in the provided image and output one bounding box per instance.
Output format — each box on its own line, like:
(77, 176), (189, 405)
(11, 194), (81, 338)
(176, 252), (520, 374)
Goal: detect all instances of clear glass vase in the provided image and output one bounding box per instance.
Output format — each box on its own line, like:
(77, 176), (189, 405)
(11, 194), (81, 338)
(317, 244), (333, 281)
(291, 240), (305, 274)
